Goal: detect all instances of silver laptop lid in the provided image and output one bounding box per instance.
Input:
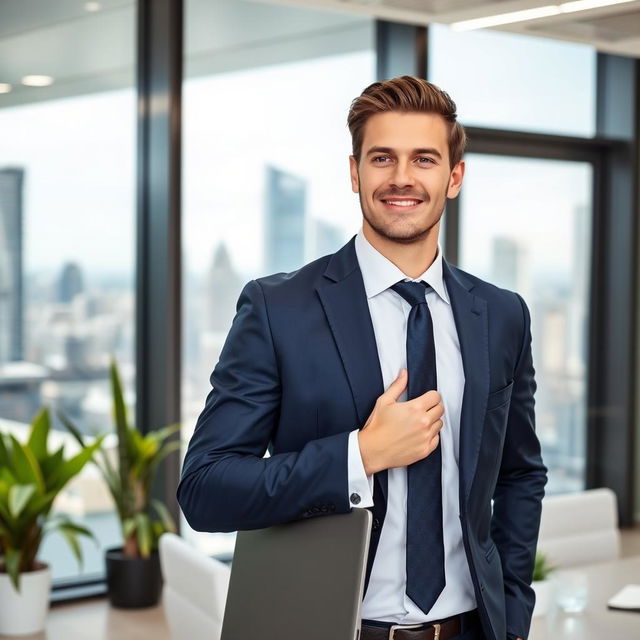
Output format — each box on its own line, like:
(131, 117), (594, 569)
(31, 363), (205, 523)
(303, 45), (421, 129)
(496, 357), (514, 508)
(221, 508), (372, 640)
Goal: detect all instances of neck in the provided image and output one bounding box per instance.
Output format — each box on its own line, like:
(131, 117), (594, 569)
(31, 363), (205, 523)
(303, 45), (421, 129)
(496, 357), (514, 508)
(362, 220), (440, 279)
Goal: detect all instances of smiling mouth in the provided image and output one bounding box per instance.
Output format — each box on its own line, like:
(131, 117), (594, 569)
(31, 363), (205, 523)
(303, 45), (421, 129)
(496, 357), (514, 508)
(381, 198), (423, 209)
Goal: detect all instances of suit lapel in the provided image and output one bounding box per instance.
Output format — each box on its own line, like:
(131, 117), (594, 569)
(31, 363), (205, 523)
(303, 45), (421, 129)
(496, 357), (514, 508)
(314, 241), (490, 504)
(315, 237), (388, 503)
(443, 260), (490, 499)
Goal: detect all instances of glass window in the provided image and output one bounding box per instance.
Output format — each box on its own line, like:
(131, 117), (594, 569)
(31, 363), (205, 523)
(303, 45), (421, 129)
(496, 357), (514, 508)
(457, 154), (593, 494)
(181, 0), (375, 556)
(429, 24), (596, 137)
(0, 1), (135, 583)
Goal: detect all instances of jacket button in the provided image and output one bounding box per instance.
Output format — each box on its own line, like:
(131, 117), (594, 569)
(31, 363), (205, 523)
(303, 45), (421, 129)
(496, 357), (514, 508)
(350, 493), (361, 505)
(373, 518), (381, 531)
(329, 504), (336, 511)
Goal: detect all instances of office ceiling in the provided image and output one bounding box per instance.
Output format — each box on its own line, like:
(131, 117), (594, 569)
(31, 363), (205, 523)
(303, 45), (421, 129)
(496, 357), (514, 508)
(0, 0), (638, 110)
(264, 0), (640, 57)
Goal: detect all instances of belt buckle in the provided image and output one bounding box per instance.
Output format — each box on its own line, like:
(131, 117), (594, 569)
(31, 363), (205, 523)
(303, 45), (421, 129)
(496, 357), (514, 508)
(388, 623), (428, 640)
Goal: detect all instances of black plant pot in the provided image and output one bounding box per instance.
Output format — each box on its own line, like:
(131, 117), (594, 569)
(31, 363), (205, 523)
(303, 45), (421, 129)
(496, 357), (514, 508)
(105, 547), (163, 608)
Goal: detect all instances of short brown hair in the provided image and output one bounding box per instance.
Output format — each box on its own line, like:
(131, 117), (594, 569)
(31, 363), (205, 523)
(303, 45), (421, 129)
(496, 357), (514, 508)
(347, 76), (467, 169)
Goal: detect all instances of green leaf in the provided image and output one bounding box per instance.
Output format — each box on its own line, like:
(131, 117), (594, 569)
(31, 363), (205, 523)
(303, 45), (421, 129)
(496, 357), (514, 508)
(150, 499), (176, 534)
(134, 513), (152, 557)
(4, 548), (22, 592)
(8, 484), (36, 519)
(110, 359), (132, 504)
(47, 436), (104, 491)
(8, 436), (45, 492)
(27, 408), (51, 462)
(40, 445), (65, 481)
(0, 434), (11, 468)
(58, 528), (83, 569)
(147, 423), (181, 446)
(122, 517), (136, 540)
(57, 411), (87, 449)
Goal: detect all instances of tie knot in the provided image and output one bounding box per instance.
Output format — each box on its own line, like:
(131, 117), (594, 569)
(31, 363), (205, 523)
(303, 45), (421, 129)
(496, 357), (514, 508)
(391, 280), (431, 307)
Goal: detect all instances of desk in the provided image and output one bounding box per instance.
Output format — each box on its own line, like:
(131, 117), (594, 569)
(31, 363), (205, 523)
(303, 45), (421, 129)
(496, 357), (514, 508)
(529, 556), (640, 639)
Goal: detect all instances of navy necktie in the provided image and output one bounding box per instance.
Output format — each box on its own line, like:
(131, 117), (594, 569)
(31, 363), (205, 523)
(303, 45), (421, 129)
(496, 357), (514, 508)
(391, 280), (445, 614)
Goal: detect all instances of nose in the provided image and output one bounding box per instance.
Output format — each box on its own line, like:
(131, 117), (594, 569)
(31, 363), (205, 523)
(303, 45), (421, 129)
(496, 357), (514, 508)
(390, 159), (415, 189)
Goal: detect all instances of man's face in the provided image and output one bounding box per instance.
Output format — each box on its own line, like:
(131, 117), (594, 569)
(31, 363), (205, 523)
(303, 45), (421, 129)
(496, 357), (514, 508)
(349, 111), (464, 244)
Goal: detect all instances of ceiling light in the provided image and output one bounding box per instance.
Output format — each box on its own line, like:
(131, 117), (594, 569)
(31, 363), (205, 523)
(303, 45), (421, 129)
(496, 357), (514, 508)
(451, 0), (638, 31)
(0, 83), (12, 94)
(22, 75), (54, 87)
(451, 5), (560, 31)
(85, 1), (102, 11)
(561, 0), (637, 13)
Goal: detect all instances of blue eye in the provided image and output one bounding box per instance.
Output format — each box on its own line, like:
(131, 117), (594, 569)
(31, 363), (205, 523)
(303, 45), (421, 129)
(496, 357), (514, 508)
(372, 156), (390, 163)
(417, 157), (435, 164)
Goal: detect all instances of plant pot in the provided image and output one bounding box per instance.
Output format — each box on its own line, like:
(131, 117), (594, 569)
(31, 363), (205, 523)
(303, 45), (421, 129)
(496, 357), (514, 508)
(532, 579), (551, 617)
(105, 547), (162, 608)
(0, 562), (51, 636)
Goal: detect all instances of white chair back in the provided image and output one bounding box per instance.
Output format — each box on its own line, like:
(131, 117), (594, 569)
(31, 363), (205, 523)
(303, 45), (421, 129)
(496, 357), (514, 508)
(159, 533), (231, 640)
(537, 487), (621, 568)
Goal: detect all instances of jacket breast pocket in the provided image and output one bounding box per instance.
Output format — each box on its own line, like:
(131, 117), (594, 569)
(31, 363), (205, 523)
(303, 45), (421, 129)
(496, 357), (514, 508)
(486, 380), (514, 412)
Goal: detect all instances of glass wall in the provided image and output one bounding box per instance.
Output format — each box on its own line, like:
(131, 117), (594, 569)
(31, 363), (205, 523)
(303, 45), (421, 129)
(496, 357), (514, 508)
(0, 0), (135, 582)
(429, 23), (596, 137)
(457, 154), (593, 493)
(181, 0), (375, 556)
(430, 24), (597, 494)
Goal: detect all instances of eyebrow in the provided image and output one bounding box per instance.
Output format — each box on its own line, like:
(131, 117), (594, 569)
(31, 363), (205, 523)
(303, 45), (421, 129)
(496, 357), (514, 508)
(365, 146), (443, 161)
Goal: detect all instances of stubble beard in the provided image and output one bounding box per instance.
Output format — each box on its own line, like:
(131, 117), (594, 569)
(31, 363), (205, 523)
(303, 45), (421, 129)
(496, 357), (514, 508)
(359, 190), (446, 245)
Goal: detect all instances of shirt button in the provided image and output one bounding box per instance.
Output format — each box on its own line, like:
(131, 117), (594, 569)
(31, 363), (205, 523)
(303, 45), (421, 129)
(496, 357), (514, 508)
(350, 493), (361, 505)
(373, 518), (381, 531)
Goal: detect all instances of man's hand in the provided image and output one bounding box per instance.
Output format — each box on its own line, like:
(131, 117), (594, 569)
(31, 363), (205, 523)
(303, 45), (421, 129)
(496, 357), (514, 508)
(357, 368), (444, 475)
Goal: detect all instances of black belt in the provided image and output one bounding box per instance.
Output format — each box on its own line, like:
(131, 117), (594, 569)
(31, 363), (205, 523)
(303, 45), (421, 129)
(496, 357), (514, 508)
(360, 609), (480, 640)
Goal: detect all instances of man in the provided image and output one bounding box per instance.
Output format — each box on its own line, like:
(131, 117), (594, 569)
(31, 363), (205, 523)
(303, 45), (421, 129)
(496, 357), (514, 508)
(178, 76), (547, 640)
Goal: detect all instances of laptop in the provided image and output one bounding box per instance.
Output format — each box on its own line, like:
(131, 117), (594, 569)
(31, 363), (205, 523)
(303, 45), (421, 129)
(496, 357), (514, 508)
(220, 508), (372, 640)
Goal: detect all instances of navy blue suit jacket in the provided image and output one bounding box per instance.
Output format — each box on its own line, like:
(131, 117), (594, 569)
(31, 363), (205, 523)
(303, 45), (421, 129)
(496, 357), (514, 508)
(178, 236), (547, 640)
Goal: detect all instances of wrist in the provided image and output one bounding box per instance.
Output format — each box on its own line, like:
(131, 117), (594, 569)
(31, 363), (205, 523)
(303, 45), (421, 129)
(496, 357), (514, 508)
(357, 430), (380, 475)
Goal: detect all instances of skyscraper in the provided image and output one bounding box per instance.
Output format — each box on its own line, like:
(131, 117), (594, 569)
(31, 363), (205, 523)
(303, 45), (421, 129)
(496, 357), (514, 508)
(58, 261), (85, 303)
(264, 165), (306, 274)
(0, 167), (24, 363)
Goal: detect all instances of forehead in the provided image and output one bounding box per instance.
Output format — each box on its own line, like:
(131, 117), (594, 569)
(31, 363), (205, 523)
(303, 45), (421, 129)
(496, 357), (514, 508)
(361, 111), (449, 155)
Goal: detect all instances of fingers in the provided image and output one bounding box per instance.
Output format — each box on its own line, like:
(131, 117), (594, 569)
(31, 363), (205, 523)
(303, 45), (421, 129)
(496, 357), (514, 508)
(409, 388), (441, 411)
(380, 368), (408, 404)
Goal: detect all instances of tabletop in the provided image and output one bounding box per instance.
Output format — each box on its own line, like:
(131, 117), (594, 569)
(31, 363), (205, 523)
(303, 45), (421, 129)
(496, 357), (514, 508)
(529, 555), (640, 639)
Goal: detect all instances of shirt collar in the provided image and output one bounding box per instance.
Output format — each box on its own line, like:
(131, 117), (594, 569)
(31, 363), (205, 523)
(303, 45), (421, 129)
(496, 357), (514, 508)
(354, 228), (450, 304)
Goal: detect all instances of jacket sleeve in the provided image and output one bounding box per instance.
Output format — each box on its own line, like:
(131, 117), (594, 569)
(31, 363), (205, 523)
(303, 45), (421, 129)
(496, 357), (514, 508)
(177, 279), (352, 533)
(491, 293), (548, 640)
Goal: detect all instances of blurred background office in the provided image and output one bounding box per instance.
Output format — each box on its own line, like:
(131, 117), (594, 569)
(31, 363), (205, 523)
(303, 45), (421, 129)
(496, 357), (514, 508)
(0, 0), (638, 605)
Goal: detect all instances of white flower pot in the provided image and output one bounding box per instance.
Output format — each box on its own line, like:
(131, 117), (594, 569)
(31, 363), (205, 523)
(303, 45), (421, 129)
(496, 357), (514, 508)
(0, 564), (51, 636)
(532, 579), (551, 617)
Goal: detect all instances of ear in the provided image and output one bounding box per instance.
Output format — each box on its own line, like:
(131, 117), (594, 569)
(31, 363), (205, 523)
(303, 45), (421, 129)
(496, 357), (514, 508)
(349, 155), (360, 193)
(447, 160), (465, 199)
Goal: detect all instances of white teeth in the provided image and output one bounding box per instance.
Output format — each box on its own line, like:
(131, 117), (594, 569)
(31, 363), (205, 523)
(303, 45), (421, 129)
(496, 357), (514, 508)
(385, 200), (420, 207)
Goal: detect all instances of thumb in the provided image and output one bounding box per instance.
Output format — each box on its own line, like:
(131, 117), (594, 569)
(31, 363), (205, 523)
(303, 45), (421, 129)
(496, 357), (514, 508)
(381, 368), (407, 403)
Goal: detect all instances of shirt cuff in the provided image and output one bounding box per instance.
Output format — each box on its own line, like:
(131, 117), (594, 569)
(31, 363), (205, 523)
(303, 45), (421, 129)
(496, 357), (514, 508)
(347, 429), (374, 508)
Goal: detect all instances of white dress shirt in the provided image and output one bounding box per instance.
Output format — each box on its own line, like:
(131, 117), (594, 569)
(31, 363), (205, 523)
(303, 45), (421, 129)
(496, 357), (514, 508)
(347, 228), (476, 623)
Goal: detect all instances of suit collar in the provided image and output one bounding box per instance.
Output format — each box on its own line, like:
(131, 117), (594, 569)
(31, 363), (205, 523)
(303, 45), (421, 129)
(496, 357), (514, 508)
(353, 230), (450, 304)
(323, 234), (475, 295)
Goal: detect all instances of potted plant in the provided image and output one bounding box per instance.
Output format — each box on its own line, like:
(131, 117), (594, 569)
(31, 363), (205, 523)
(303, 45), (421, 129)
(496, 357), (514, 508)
(61, 359), (180, 608)
(0, 408), (103, 636)
(532, 550), (555, 617)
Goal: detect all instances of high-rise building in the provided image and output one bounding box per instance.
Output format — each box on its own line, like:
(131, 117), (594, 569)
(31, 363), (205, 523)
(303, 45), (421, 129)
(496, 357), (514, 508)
(308, 218), (344, 261)
(205, 242), (243, 333)
(0, 167), (24, 363)
(58, 261), (85, 303)
(264, 165), (306, 274)
(490, 235), (530, 298)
